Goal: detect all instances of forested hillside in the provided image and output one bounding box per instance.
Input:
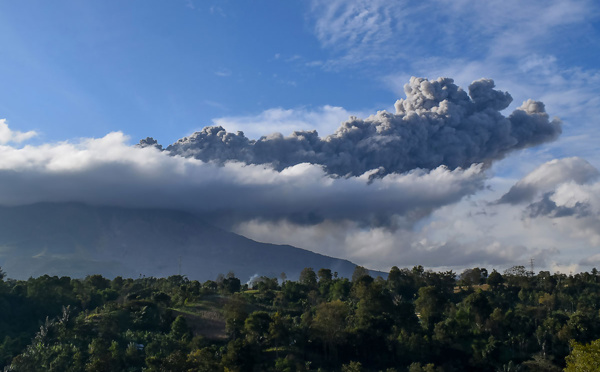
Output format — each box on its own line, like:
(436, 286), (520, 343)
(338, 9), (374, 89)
(0, 265), (599, 371)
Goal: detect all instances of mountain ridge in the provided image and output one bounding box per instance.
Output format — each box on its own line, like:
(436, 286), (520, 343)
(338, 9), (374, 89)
(0, 202), (382, 281)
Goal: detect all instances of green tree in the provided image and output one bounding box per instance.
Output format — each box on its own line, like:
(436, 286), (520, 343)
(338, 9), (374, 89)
(504, 265), (529, 287)
(222, 277), (241, 294)
(352, 266), (370, 282)
(564, 338), (600, 372)
(462, 290), (492, 327)
(244, 311), (271, 345)
(329, 278), (351, 301)
(415, 286), (447, 330)
(387, 266), (418, 300)
(342, 360), (363, 372)
(85, 274), (110, 291)
(318, 268), (332, 283)
(487, 269), (504, 288)
(86, 338), (112, 372)
(408, 362), (441, 372)
(318, 268), (333, 297)
(222, 338), (256, 372)
(459, 267), (487, 286)
(268, 312), (291, 358)
(170, 315), (190, 341)
(299, 268), (317, 289)
(312, 300), (349, 360)
(224, 297), (248, 340)
(187, 347), (223, 372)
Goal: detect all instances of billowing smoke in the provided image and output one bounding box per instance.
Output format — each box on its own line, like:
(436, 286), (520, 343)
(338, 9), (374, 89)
(166, 77), (561, 176)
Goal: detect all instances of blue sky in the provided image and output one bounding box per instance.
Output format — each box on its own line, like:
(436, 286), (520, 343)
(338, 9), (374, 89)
(1, 0), (600, 274)
(1, 1), (598, 153)
(0, 1), (392, 143)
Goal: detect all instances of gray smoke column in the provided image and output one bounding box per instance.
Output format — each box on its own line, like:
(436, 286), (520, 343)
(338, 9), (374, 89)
(167, 77), (561, 176)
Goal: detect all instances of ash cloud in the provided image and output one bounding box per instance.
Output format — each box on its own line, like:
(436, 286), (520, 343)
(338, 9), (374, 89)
(137, 137), (163, 150)
(167, 77), (561, 176)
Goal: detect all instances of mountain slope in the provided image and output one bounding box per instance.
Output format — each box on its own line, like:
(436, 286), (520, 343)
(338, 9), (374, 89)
(0, 203), (371, 281)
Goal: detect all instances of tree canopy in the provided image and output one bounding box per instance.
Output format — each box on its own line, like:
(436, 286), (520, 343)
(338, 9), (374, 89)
(1, 265), (600, 371)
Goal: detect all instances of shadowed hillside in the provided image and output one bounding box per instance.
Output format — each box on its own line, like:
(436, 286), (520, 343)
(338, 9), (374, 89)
(0, 203), (373, 281)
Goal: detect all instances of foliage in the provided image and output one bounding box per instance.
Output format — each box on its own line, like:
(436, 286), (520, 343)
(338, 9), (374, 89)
(1, 265), (599, 371)
(564, 338), (600, 372)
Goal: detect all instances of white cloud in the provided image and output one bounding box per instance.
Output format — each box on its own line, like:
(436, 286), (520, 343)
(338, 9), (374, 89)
(308, 0), (409, 68)
(529, 178), (600, 246)
(211, 105), (367, 139)
(185, 0), (195, 10)
(214, 68), (232, 77)
(235, 157), (600, 273)
(0, 119), (37, 144)
(498, 157), (599, 204)
(0, 121), (486, 230)
(489, 158), (600, 270)
(551, 263), (580, 275)
(203, 100), (227, 110)
(308, 0), (597, 69)
(233, 207), (560, 273)
(433, 0), (593, 58)
(209, 6), (225, 17)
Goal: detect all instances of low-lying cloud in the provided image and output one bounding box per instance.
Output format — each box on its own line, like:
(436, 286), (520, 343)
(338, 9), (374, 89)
(233, 216), (562, 271)
(491, 157), (600, 270)
(233, 158), (600, 272)
(497, 157), (599, 205)
(0, 129), (486, 229)
(166, 77), (561, 177)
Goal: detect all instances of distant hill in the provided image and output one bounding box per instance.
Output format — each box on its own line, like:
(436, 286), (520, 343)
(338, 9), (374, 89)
(0, 203), (380, 281)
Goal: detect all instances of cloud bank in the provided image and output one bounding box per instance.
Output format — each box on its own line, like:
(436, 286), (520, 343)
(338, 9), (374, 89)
(0, 76), (568, 272)
(0, 128), (485, 229)
(498, 157), (600, 248)
(167, 77), (561, 177)
(498, 157), (600, 205)
(236, 158), (600, 272)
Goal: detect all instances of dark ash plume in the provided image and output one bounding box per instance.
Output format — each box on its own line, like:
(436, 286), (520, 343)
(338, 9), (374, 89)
(166, 77), (561, 176)
(137, 137), (163, 150)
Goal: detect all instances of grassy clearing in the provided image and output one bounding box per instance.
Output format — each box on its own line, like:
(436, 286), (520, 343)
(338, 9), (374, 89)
(454, 284), (491, 293)
(171, 295), (228, 340)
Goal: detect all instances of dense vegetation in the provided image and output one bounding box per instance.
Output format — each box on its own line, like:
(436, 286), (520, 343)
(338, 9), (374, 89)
(0, 265), (599, 371)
